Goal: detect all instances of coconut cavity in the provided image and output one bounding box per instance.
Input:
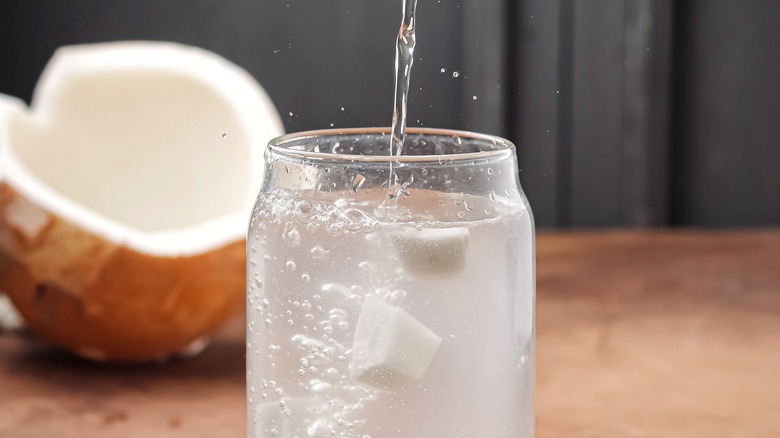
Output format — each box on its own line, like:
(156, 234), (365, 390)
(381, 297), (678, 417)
(9, 71), (253, 233)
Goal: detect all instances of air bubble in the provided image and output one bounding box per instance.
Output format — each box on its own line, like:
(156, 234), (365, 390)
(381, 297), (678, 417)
(282, 224), (301, 247)
(452, 71), (460, 78)
(310, 379), (333, 392)
(286, 260), (297, 271)
(322, 283), (350, 298)
(296, 200), (313, 215)
(311, 246), (328, 260)
(301, 273), (311, 283)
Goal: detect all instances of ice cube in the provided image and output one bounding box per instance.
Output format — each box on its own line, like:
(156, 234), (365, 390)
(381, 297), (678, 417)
(391, 227), (470, 279)
(350, 295), (442, 391)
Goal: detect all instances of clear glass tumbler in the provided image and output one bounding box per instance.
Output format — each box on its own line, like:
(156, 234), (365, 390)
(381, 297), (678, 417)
(247, 128), (535, 438)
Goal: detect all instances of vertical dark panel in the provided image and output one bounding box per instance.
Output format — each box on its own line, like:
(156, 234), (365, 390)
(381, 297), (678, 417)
(462, 0), (507, 136)
(512, 0), (673, 228)
(569, 0), (626, 227)
(512, 0), (566, 228)
(621, 0), (673, 226)
(672, 0), (780, 226)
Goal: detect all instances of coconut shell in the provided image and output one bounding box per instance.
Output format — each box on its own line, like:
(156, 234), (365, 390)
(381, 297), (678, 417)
(0, 183), (245, 361)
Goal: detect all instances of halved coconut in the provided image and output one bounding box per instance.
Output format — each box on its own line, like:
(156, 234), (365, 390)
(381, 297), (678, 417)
(0, 41), (284, 361)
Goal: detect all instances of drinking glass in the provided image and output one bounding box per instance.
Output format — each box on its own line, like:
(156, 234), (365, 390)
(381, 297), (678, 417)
(247, 127), (534, 437)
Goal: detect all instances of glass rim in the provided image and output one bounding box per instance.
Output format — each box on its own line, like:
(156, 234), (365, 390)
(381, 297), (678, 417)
(268, 127), (516, 163)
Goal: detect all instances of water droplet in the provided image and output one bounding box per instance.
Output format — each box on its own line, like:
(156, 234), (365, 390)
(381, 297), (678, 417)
(440, 68), (446, 73)
(472, 95), (478, 100)
(452, 71), (460, 78)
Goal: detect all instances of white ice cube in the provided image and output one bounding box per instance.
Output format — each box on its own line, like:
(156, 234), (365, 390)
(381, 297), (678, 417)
(350, 295), (442, 391)
(392, 227), (470, 279)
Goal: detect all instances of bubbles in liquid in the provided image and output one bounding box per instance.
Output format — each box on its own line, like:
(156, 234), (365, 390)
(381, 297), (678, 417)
(452, 71), (460, 78)
(321, 283), (350, 299)
(286, 260), (297, 271)
(307, 419), (335, 437)
(310, 379), (333, 393)
(283, 223), (301, 247)
(311, 246), (328, 260)
(297, 200), (313, 215)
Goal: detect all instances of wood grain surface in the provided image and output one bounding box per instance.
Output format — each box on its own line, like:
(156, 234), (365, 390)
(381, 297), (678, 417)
(1, 230), (779, 437)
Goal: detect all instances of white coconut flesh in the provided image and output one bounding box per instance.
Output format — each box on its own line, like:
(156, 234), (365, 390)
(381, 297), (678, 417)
(2, 41), (284, 257)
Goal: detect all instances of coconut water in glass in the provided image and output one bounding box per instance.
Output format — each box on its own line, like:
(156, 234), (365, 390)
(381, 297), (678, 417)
(247, 127), (535, 437)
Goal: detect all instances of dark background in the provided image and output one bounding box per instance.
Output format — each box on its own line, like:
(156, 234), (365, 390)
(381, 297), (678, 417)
(1, 0), (778, 228)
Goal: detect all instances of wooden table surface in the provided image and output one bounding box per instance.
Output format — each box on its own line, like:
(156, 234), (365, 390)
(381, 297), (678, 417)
(1, 230), (779, 437)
